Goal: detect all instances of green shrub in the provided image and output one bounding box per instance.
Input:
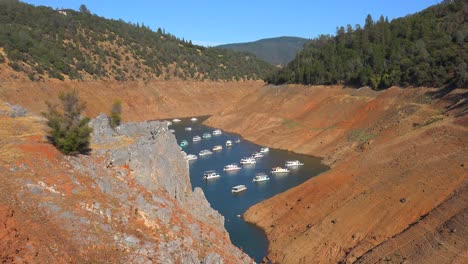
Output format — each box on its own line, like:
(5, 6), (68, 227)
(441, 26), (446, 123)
(109, 99), (122, 128)
(348, 128), (375, 145)
(42, 90), (93, 155)
(282, 119), (299, 128)
(8, 62), (21, 72)
(27, 72), (35, 81)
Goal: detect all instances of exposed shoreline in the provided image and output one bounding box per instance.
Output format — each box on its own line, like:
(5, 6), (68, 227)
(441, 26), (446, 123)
(1, 80), (466, 263)
(205, 84), (468, 263)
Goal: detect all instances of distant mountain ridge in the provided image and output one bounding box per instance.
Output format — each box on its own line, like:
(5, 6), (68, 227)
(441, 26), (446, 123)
(217, 36), (309, 65)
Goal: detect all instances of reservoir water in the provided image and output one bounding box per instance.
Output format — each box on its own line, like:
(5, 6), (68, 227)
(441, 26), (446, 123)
(168, 116), (329, 262)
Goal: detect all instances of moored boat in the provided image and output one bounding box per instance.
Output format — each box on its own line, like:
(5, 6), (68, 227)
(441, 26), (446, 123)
(199, 149), (213, 156)
(172, 118), (181, 123)
(285, 160), (304, 167)
(253, 173), (270, 182)
(212, 145), (223, 151)
(240, 157), (256, 165)
(232, 185), (247, 193)
(185, 127), (192, 131)
(185, 154), (198, 161)
(212, 129), (222, 136)
(223, 164), (241, 171)
(192, 135), (201, 142)
(190, 117), (198, 122)
(271, 167), (290, 174)
(203, 170), (220, 180)
(226, 140), (233, 147)
(260, 147), (269, 153)
(202, 132), (212, 139)
(252, 152), (264, 158)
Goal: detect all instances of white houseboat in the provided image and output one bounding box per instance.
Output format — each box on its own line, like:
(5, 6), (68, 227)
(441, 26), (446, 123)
(223, 164), (241, 171)
(232, 185), (247, 193)
(185, 154), (198, 161)
(253, 173), (270, 182)
(212, 145), (223, 151)
(285, 160), (304, 167)
(252, 152), (264, 158)
(199, 149), (213, 156)
(271, 167), (290, 174)
(203, 170), (220, 180)
(260, 147), (269, 153)
(240, 157), (256, 165)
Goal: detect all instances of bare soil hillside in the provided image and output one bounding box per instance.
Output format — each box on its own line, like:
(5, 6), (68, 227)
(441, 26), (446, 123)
(206, 85), (468, 263)
(0, 78), (263, 121)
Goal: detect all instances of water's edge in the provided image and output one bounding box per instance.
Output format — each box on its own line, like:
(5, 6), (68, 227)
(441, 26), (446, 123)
(167, 116), (329, 262)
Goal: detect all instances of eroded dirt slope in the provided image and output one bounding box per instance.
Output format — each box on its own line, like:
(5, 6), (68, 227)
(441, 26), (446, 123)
(206, 85), (468, 263)
(0, 102), (252, 263)
(0, 79), (263, 121)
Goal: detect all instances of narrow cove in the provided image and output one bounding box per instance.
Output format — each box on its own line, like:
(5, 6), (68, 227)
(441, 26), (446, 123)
(169, 116), (329, 262)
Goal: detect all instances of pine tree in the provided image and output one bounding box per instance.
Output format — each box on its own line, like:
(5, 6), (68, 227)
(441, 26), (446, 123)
(42, 90), (92, 155)
(79, 4), (90, 14)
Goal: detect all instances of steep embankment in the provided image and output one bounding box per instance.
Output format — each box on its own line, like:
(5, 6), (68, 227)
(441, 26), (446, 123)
(206, 85), (468, 263)
(0, 102), (252, 263)
(0, 79), (263, 121)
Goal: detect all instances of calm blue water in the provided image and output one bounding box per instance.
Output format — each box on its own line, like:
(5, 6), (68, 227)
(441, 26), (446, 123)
(167, 116), (329, 262)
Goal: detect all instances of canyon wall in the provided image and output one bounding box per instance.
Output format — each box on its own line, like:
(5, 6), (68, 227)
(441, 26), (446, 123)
(0, 102), (252, 263)
(1, 76), (466, 263)
(0, 79), (263, 121)
(206, 85), (467, 263)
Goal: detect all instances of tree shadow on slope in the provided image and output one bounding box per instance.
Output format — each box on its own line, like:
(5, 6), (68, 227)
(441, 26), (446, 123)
(426, 85), (468, 117)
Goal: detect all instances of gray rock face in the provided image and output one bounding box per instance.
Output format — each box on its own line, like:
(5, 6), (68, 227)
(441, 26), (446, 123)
(9, 105), (28, 117)
(90, 113), (225, 230)
(1, 102), (28, 117)
(204, 252), (224, 264)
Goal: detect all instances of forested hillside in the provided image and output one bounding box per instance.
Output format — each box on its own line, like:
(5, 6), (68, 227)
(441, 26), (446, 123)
(217, 37), (309, 65)
(0, 1), (274, 81)
(266, 0), (467, 89)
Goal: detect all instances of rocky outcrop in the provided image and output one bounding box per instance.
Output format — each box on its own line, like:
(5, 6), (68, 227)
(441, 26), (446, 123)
(90, 113), (225, 229)
(0, 103), (252, 263)
(0, 102), (28, 117)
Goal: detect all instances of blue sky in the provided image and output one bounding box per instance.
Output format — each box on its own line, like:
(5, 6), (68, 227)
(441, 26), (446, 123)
(23, 0), (441, 46)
